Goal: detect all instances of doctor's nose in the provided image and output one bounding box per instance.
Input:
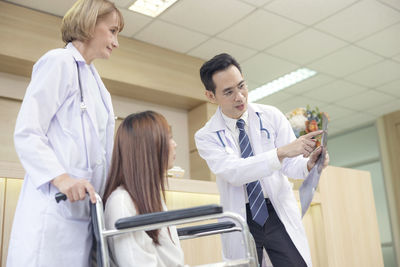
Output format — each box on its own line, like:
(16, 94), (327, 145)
(234, 91), (245, 102)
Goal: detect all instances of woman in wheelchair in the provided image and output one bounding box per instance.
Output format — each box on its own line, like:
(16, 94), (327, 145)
(103, 111), (184, 267)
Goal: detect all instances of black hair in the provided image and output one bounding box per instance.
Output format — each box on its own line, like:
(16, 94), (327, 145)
(199, 53), (241, 94)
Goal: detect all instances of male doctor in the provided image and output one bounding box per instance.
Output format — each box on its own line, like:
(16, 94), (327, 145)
(195, 54), (329, 267)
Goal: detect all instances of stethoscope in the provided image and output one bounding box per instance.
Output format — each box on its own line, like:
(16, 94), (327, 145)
(216, 112), (270, 149)
(75, 61), (87, 112)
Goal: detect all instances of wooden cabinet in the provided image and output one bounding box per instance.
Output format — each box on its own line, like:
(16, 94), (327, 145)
(377, 110), (400, 266)
(0, 166), (384, 266)
(0, 178), (23, 267)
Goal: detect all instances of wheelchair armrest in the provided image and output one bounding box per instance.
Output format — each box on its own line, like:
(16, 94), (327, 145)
(115, 204), (223, 230)
(177, 221), (236, 236)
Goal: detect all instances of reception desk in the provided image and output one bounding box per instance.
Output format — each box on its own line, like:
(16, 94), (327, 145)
(0, 162), (383, 266)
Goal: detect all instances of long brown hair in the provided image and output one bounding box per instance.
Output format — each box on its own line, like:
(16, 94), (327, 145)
(103, 111), (170, 245)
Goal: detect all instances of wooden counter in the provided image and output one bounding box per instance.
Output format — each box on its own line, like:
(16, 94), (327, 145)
(0, 163), (382, 266)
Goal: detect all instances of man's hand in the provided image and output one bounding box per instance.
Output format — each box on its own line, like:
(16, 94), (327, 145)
(307, 146), (330, 171)
(52, 173), (96, 204)
(277, 130), (323, 162)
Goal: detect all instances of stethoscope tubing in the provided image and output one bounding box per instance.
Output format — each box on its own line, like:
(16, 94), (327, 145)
(217, 112), (270, 149)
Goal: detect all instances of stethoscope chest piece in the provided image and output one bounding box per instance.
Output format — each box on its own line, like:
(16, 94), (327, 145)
(80, 101), (87, 112)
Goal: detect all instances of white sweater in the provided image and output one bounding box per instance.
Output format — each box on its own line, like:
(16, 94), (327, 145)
(104, 186), (185, 267)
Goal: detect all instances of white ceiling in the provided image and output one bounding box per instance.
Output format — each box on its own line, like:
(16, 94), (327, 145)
(5, 0), (400, 136)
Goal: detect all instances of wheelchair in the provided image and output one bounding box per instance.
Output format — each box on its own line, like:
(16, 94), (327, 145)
(56, 193), (258, 266)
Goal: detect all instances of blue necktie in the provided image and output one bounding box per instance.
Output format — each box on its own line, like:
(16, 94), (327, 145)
(236, 119), (269, 226)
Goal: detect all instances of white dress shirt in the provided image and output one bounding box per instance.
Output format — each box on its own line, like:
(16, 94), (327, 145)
(220, 110), (269, 201)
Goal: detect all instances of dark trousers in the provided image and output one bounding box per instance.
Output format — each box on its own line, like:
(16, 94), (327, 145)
(246, 199), (307, 267)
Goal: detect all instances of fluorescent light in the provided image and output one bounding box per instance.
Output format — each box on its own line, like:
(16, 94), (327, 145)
(249, 68), (317, 102)
(129, 0), (178, 17)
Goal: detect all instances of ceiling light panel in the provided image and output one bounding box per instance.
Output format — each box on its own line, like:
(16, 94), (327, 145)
(129, 0), (178, 17)
(249, 68), (317, 102)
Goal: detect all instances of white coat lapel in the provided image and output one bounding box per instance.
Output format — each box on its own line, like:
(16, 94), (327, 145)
(209, 107), (239, 154)
(79, 67), (100, 139)
(90, 65), (115, 161)
(248, 105), (262, 155)
(67, 43), (100, 139)
(90, 65), (113, 114)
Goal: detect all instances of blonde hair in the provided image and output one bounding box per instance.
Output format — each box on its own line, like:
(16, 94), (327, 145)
(61, 0), (124, 44)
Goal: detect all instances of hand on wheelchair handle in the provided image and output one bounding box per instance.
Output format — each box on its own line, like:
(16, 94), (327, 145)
(55, 192), (67, 203)
(55, 192), (96, 204)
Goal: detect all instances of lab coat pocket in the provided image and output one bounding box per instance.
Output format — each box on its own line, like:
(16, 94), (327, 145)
(278, 182), (300, 230)
(59, 168), (93, 221)
(260, 128), (276, 152)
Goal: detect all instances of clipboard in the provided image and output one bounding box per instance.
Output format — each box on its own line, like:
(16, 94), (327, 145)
(316, 112), (328, 172)
(299, 113), (328, 217)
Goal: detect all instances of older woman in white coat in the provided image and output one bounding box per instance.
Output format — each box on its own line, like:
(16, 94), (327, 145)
(7, 1), (124, 266)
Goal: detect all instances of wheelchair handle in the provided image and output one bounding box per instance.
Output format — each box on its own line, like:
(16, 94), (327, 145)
(55, 192), (67, 203)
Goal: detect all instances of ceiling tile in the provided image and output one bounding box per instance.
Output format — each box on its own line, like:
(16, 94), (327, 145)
(134, 20), (209, 53)
(217, 9), (304, 50)
(118, 9), (153, 37)
(263, 0), (358, 25)
(319, 104), (355, 121)
(187, 38), (257, 62)
(356, 22), (400, 57)
(328, 113), (376, 133)
(335, 89), (394, 111)
(368, 99), (400, 116)
(241, 0), (273, 7)
(274, 96), (329, 114)
(255, 91), (295, 106)
(159, 0), (255, 35)
(304, 80), (368, 103)
(114, 0), (133, 8)
(378, 0), (400, 11)
(314, 0), (400, 42)
(6, 0), (76, 17)
(345, 60), (400, 87)
(308, 45), (382, 77)
(376, 79), (400, 97)
(284, 73), (334, 94)
(240, 53), (299, 84)
(266, 28), (347, 64)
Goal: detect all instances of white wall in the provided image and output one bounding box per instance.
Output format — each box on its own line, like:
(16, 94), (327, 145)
(0, 71), (190, 178)
(111, 95), (190, 178)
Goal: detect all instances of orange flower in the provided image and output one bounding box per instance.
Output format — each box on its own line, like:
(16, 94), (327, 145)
(305, 120), (318, 133)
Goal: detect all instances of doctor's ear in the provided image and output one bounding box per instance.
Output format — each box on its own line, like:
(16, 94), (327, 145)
(205, 90), (216, 103)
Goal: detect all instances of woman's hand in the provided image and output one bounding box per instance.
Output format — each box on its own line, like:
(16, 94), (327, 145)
(52, 173), (96, 203)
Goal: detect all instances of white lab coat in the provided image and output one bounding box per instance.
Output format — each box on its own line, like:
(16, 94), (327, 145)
(195, 103), (312, 266)
(7, 43), (115, 267)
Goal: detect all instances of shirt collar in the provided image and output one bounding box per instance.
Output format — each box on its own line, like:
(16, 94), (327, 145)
(221, 110), (249, 132)
(66, 42), (87, 64)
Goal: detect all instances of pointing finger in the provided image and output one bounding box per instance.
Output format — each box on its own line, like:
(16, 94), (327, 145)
(303, 130), (323, 139)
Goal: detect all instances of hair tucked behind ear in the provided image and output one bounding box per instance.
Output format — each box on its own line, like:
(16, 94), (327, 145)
(103, 111), (170, 245)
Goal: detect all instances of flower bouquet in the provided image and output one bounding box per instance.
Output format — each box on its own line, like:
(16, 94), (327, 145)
(286, 105), (329, 146)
